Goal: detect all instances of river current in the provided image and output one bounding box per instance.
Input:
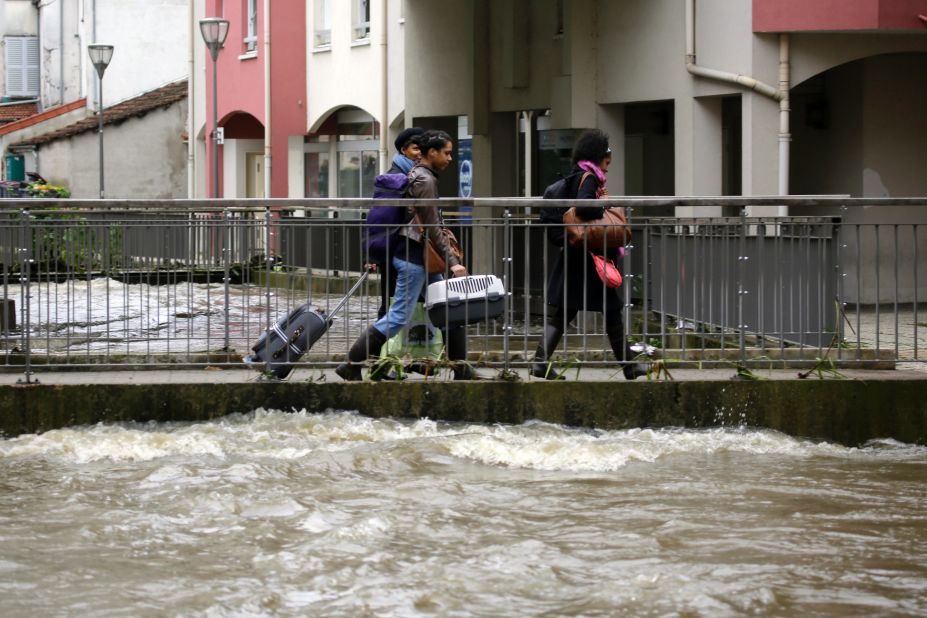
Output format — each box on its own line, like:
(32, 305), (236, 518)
(1, 411), (925, 617)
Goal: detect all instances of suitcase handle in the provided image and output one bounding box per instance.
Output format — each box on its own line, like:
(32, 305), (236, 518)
(323, 268), (373, 321)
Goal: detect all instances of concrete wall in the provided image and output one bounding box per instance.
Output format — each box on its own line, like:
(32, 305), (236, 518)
(2, 379), (926, 446)
(36, 99), (189, 198)
(0, 0), (39, 101)
(86, 0), (189, 109)
(404, 0), (927, 205)
(36, 0), (81, 109)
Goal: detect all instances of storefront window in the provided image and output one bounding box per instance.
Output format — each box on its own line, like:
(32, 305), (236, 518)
(304, 152), (330, 198)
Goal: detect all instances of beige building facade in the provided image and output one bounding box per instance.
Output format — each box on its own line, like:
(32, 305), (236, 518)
(404, 0), (927, 206)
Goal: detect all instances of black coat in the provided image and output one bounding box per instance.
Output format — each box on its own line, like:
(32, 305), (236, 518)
(540, 168), (623, 313)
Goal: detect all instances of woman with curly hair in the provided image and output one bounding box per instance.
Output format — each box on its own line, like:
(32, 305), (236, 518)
(532, 129), (647, 381)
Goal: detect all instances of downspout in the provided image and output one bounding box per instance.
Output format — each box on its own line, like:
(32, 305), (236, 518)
(685, 0), (781, 100)
(187, 0), (195, 198)
(685, 0), (789, 196)
(521, 110), (534, 197)
(77, 0), (84, 99)
(778, 34), (790, 196)
(34, 0), (43, 112)
(59, 0), (64, 106)
(378, 0), (389, 174)
(263, 0), (272, 198)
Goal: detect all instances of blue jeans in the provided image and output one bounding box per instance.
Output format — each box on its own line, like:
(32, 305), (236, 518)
(373, 255), (442, 339)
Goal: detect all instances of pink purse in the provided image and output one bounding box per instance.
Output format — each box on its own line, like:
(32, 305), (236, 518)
(591, 253), (623, 288)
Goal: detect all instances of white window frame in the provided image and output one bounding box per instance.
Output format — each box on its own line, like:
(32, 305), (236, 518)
(313, 0), (332, 49)
(4, 36), (40, 98)
(353, 0), (370, 41)
(244, 0), (258, 53)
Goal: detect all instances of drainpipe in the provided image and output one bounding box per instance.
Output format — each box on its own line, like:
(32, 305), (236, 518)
(685, 0), (781, 100)
(187, 0), (195, 198)
(59, 0), (65, 106)
(521, 110), (534, 197)
(778, 34), (790, 196)
(685, 0), (789, 196)
(263, 0), (272, 198)
(77, 0), (84, 99)
(378, 0), (389, 174)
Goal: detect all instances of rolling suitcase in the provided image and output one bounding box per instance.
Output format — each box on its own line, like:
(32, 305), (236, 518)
(244, 270), (371, 380)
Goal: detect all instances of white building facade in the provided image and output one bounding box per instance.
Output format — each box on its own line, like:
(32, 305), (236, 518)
(1, 0), (190, 197)
(294, 0), (407, 200)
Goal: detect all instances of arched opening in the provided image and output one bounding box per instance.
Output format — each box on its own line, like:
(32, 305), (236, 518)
(304, 105), (380, 202)
(217, 111), (265, 198)
(791, 52), (927, 197)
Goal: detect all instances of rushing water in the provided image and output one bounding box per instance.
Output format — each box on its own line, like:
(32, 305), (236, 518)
(0, 411), (925, 617)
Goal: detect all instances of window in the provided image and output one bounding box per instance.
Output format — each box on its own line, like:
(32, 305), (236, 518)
(244, 0), (258, 52)
(4, 36), (39, 98)
(353, 0), (370, 41)
(313, 0), (332, 48)
(303, 110), (380, 201)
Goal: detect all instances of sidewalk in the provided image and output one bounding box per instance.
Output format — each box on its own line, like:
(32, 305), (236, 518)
(3, 366), (926, 386)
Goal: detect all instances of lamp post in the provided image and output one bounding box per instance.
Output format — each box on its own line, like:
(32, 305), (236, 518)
(199, 18), (230, 198)
(87, 44), (113, 199)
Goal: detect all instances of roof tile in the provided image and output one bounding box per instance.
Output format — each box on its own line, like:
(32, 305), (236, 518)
(11, 80), (187, 148)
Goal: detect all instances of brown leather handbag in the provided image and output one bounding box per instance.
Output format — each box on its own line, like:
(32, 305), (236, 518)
(423, 228), (463, 274)
(562, 206), (631, 251)
(562, 171), (632, 251)
(416, 214), (463, 274)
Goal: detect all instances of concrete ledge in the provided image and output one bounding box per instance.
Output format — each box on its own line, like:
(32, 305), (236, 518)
(1, 373), (924, 446)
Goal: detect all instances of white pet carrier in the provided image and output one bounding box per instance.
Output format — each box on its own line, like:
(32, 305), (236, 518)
(424, 275), (506, 327)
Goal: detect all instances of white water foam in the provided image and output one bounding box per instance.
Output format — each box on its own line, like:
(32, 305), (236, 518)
(1, 410), (923, 471)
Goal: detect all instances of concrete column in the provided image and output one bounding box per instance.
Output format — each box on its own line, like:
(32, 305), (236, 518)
(742, 92), (783, 214)
(681, 96), (724, 218)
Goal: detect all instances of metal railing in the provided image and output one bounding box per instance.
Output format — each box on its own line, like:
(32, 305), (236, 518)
(1, 197), (924, 380)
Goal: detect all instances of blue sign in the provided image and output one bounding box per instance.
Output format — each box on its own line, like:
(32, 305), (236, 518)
(458, 139), (473, 198)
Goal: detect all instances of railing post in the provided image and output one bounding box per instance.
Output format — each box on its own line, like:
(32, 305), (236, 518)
(737, 206), (747, 364)
(18, 209), (36, 384)
(502, 207), (512, 374)
(624, 204), (634, 362)
(223, 206), (232, 355)
(263, 206), (273, 375)
(836, 205), (847, 361)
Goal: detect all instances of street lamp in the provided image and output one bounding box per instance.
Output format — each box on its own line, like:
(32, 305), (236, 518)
(199, 17), (230, 198)
(88, 44), (114, 199)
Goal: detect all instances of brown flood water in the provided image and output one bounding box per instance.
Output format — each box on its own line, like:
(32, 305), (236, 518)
(0, 411), (925, 617)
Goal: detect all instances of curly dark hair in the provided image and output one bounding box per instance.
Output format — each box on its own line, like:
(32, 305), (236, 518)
(571, 129), (611, 166)
(416, 129), (453, 157)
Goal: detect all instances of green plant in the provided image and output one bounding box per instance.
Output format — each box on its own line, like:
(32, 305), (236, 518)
(732, 364), (765, 381)
(647, 359), (673, 381)
(24, 182), (70, 198)
(798, 357), (850, 380)
(19, 209), (124, 273)
(797, 299), (856, 380)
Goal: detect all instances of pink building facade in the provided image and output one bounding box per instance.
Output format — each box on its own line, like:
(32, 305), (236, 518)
(754, 0), (927, 32)
(203, 0), (306, 198)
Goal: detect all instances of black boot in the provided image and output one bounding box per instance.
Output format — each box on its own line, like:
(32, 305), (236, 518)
(531, 323), (565, 380)
(445, 326), (473, 380)
(606, 321), (648, 381)
(335, 326), (388, 381)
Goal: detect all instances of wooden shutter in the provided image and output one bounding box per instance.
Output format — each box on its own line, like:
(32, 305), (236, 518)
(5, 37), (40, 98)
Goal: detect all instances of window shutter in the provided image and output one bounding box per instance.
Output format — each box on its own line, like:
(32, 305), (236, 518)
(24, 37), (40, 96)
(4, 37), (39, 98)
